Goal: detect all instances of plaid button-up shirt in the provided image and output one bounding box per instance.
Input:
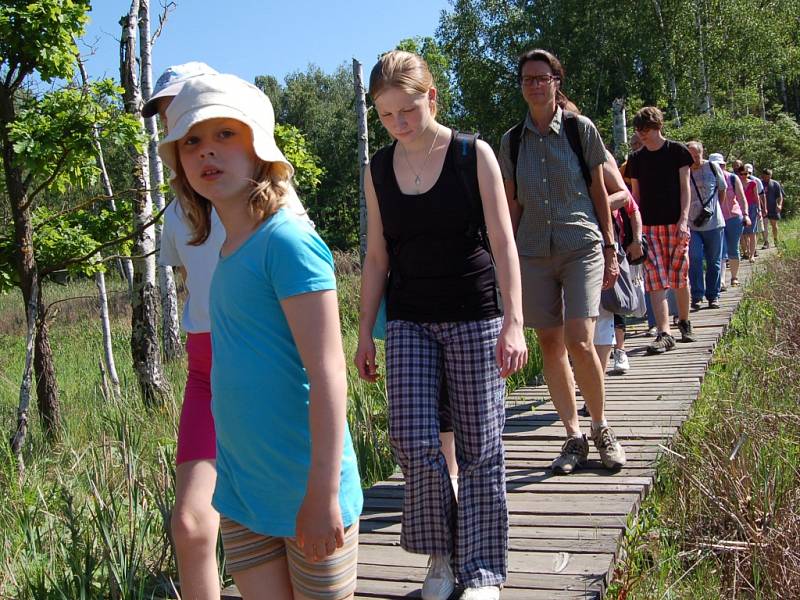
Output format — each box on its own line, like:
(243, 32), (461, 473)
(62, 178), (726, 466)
(499, 107), (607, 258)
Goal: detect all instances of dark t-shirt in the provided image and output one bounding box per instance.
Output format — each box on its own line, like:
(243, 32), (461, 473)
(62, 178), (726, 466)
(627, 140), (694, 225)
(764, 179), (784, 215)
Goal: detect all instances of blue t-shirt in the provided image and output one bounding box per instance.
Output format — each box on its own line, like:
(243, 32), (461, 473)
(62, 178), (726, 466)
(209, 207), (363, 537)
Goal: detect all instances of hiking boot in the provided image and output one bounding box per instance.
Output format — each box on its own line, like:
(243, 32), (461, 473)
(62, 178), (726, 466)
(678, 319), (696, 342)
(611, 348), (630, 374)
(551, 435), (589, 475)
(460, 587), (500, 600)
(590, 425), (627, 470)
(646, 332), (676, 355)
(708, 299), (721, 309)
(422, 554), (455, 600)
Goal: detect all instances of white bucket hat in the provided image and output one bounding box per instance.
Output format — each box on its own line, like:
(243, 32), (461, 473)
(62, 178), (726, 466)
(708, 152), (725, 164)
(158, 73), (293, 179)
(142, 61), (219, 118)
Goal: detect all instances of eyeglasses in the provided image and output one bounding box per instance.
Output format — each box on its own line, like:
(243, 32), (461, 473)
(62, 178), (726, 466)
(521, 75), (559, 87)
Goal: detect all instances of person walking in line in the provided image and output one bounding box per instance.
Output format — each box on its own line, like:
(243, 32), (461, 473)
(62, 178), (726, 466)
(738, 161), (761, 263)
(355, 50), (527, 600)
(744, 163), (766, 255)
(499, 48), (626, 476)
(686, 141), (727, 311)
(626, 106), (696, 355)
(148, 61), (225, 600)
(159, 73), (363, 600)
(761, 168), (784, 247)
(712, 154), (749, 288)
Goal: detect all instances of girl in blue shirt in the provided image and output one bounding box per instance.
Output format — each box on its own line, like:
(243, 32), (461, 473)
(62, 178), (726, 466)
(158, 73), (362, 600)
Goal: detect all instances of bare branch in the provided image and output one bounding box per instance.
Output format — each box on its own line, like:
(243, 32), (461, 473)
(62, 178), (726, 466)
(31, 188), (143, 231)
(151, 1), (176, 45)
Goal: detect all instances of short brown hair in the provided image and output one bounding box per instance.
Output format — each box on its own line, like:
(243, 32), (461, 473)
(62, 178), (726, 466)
(633, 106), (664, 131)
(516, 48), (574, 110)
(762, 167), (773, 176)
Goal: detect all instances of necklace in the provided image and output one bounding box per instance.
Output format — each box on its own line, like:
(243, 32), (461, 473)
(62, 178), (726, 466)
(402, 127), (440, 189)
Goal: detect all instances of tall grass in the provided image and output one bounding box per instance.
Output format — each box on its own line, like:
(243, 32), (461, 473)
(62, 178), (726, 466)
(609, 222), (800, 599)
(0, 251), (543, 598)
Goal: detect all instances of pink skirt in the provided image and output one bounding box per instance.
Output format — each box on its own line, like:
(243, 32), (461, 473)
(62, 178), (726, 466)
(176, 332), (216, 464)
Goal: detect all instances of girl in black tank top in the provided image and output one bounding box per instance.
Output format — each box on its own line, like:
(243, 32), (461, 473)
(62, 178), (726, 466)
(354, 50), (527, 598)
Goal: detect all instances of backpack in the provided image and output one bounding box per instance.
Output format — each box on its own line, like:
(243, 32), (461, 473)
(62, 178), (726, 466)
(508, 110), (591, 195)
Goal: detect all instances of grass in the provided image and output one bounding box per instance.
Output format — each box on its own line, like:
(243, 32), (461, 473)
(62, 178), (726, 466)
(0, 250), (542, 598)
(608, 220), (800, 599)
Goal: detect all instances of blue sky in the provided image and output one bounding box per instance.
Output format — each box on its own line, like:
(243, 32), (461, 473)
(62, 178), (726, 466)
(80, 0), (453, 85)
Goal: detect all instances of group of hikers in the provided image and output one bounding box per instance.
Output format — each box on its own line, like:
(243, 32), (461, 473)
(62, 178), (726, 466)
(149, 47), (785, 600)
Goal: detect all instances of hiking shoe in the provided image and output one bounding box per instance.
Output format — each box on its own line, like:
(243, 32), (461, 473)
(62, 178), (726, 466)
(708, 299), (721, 309)
(551, 435), (589, 475)
(678, 319), (696, 342)
(422, 554), (455, 600)
(690, 299), (702, 311)
(611, 348), (630, 374)
(590, 425), (627, 470)
(646, 332), (676, 354)
(460, 587), (500, 600)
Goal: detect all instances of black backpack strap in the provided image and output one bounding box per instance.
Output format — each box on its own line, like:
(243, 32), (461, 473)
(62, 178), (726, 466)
(450, 130), (481, 221)
(562, 110), (592, 187)
(508, 119), (526, 197)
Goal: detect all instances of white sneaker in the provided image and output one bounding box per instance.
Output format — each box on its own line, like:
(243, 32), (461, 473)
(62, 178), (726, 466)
(460, 586), (500, 600)
(422, 554), (455, 600)
(612, 348), (630, 374)
(646, 326), (657, 337)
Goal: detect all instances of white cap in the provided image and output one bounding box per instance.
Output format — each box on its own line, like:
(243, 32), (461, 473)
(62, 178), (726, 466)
(158, 74), (293, 178)
(143, 61), (219, 118)
(745, 163), (754, 174)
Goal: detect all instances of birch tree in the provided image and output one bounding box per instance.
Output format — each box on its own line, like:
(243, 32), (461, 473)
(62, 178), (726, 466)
(120, 0), (170, 406)
(352, 59), (369, 263)
(138, 0), (182, 361)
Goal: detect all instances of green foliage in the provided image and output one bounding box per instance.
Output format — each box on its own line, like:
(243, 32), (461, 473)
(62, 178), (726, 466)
(0, 0), (90, 83)
(9, 80), (144, 194)
(274, 123), (324, 194)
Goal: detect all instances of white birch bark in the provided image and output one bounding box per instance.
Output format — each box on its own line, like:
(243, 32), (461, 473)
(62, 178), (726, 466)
(121, 0), (169, 406)
(138, 0), (182, 361)
(75, 55), (122, 398)
(612, 98), (627, 159)
(353, 59), (369, 264)
(651, 0), (681, 125)
(694, 0), (712, 114)
(10, 278), (38, 475)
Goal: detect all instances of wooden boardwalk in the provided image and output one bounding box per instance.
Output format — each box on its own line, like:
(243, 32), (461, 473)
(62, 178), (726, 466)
(221, 253), (764, 599)
(352, 256), (763, 600)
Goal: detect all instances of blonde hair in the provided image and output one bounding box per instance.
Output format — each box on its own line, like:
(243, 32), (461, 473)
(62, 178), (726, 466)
(369, 50), (437, 117)
(173, 157), (292, 245)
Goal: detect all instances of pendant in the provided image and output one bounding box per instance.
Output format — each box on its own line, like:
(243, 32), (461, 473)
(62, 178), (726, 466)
(414, 175), (421, 186)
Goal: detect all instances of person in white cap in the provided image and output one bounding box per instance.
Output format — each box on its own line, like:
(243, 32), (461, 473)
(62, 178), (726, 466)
(149, 61), (226, 600)
(159, 73), (362, 600)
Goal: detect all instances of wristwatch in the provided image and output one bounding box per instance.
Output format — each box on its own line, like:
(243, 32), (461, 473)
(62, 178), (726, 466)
(602, 243), (616, 250)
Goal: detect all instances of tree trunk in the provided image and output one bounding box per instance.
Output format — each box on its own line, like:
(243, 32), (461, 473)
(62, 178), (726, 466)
(651, 0), (681, 125)
(10, 277), (38, 474)
(352, 59), (369, 264)
(75, 56), (123, 397)
(138, 0), (182, 361)
(779, 76), (789, 112)
(612, 98), (627, 160)
(694, 0), (712, 114)
(121, 0), (170, 407)
(0, 89), (62, 440)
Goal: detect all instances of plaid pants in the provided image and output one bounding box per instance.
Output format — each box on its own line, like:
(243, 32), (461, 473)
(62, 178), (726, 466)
(386, 317), (508, 587)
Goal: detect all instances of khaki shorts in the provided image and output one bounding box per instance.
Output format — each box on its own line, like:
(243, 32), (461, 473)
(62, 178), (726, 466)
(220, 516), (359, 600)
(520, 244), (604, 329)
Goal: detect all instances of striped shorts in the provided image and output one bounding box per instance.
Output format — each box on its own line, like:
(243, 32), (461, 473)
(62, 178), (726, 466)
(642, 224), (689, 292)
(220, 517), (359, 599)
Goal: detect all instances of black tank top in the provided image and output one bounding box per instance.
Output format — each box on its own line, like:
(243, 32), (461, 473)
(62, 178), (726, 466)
(375, 132), (501, 323)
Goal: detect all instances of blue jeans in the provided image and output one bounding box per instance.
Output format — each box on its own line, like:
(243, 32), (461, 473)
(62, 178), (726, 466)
(689, 227), (724, 303)
(722, 216), (744, 261)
